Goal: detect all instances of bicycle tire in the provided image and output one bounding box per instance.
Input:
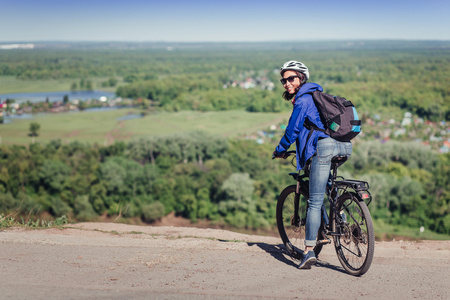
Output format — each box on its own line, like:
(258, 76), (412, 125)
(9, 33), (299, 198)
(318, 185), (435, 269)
(333, 192), (375, 276)
(276, 185), (323, 260)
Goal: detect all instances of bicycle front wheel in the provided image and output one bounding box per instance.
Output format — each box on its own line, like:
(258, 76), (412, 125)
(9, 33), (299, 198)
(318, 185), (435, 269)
(276, 185), (323, 260)
(333, 192), (375, 276)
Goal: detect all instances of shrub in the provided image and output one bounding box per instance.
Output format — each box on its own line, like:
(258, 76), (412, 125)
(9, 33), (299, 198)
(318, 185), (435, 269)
(141, 201), (165, 223)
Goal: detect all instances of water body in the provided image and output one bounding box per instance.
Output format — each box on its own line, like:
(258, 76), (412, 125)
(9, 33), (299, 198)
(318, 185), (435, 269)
(0, 90), (116, 103)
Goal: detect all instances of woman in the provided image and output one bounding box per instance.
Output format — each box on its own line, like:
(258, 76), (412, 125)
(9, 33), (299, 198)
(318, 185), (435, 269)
(273, 60), (352, 269)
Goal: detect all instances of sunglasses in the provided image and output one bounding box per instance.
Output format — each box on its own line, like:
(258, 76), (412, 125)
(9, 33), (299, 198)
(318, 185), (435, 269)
(280, 75), (299, 85)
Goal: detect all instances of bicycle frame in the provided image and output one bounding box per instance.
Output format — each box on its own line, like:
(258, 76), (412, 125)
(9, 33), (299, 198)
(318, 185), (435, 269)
(290, 156), (372, 242)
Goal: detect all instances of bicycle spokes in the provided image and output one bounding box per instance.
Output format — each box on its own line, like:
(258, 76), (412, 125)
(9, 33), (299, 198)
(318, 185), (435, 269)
(333, 193), (374, 276)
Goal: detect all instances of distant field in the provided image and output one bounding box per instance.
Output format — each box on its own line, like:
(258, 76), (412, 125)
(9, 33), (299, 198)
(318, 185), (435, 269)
(0, 76), (120, 94)
(0, 109), (288, 146)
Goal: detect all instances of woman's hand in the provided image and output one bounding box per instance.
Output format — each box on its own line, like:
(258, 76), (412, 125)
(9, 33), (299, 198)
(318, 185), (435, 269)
(272, 151), (288, 159)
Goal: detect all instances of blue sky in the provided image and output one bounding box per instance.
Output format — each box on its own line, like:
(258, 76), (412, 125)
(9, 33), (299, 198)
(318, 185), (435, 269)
(1, 0), (449, 42)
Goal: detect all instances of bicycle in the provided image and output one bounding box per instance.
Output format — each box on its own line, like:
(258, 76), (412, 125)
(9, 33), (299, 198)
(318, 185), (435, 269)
(274, 150), (375, 276)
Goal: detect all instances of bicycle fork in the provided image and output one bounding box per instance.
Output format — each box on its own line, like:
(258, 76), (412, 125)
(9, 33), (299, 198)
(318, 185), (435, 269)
(292, 180), (303, 227)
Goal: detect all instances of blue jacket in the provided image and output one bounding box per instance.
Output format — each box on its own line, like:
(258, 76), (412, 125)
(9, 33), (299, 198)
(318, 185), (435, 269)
(275, 83), (329, 170)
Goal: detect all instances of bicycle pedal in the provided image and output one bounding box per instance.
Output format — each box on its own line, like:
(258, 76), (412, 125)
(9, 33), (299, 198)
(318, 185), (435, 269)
(317, 239), (331, 245)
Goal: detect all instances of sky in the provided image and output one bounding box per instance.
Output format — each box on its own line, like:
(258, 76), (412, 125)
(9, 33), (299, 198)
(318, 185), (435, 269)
(1, 0), (449, 42)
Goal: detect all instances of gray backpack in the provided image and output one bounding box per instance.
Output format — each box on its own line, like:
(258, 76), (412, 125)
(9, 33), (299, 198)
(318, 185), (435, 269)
(304, 91), (361, 142)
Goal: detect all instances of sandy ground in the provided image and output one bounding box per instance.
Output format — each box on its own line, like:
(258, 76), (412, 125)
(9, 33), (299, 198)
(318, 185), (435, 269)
(0, 222), (449, 300)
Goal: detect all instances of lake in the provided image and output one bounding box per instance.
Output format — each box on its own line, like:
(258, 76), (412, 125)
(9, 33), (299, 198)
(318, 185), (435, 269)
(0, 90), (116, 103)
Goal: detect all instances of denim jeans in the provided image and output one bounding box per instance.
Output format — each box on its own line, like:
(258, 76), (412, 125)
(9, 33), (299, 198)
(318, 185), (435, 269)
(304, 137), (353, 246)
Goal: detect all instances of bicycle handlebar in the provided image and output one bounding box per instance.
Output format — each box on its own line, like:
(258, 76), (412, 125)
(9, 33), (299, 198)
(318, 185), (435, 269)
(272, 150), (296, 159)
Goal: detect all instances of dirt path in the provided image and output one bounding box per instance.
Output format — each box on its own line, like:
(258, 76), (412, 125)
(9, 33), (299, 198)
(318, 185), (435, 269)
(105, 120), (127, 145)
(1, 222), (449, 299)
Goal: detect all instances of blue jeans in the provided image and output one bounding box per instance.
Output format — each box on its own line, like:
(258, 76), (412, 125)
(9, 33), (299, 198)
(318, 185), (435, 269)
(304, 138), (353, 247)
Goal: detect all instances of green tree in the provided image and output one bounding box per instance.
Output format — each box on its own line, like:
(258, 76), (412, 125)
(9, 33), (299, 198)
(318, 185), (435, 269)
(221, 173), (254, 203)
(29, 122), (41, 143)
(39, 160), (71, 194)
(79, 78), (85, 89)
(78, 100), (86, 111)
(29, 122), (40, 137)
(73, 195), (97, 221)
(86, 80), (93, 91)
(108, 77), (118, 87)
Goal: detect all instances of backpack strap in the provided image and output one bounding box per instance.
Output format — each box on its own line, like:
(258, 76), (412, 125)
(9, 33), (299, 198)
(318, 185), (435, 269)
(304, 117), (325, 134)
(302, 118), (323, 161)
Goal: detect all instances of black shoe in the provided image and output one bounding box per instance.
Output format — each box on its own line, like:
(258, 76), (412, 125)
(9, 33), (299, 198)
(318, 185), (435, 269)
(298, 251), (317, 269)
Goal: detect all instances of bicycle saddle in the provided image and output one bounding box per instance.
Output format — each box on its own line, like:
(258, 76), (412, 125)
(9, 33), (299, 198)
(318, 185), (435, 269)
(331, 155), (348, 167)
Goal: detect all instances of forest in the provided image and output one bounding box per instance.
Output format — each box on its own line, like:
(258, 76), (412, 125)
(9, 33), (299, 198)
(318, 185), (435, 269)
(0, 41), (449, 238)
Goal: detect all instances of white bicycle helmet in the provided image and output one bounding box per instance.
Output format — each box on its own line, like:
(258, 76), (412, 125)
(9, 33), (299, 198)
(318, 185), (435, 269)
(280, 60), (309, 83)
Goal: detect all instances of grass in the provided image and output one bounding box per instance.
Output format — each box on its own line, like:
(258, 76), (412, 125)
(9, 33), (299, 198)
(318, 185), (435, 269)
(0, 109), (288, 146)
(0, 76), (123, 94)
(373, 220), (450, 241)
(0, 76), (74, 94)
(0, 213), (69, 229)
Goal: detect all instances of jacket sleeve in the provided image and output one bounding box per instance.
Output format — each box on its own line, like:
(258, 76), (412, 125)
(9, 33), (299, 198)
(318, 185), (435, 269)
(275, 100), (307, 154)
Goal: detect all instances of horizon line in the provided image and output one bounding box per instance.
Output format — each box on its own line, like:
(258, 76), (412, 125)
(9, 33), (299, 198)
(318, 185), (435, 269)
(1, 38), (450, 44)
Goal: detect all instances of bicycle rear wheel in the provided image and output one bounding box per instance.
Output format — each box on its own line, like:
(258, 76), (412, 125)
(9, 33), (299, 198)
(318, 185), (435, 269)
(276, 185), (323, 260)
(333, 192), (375, 276)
